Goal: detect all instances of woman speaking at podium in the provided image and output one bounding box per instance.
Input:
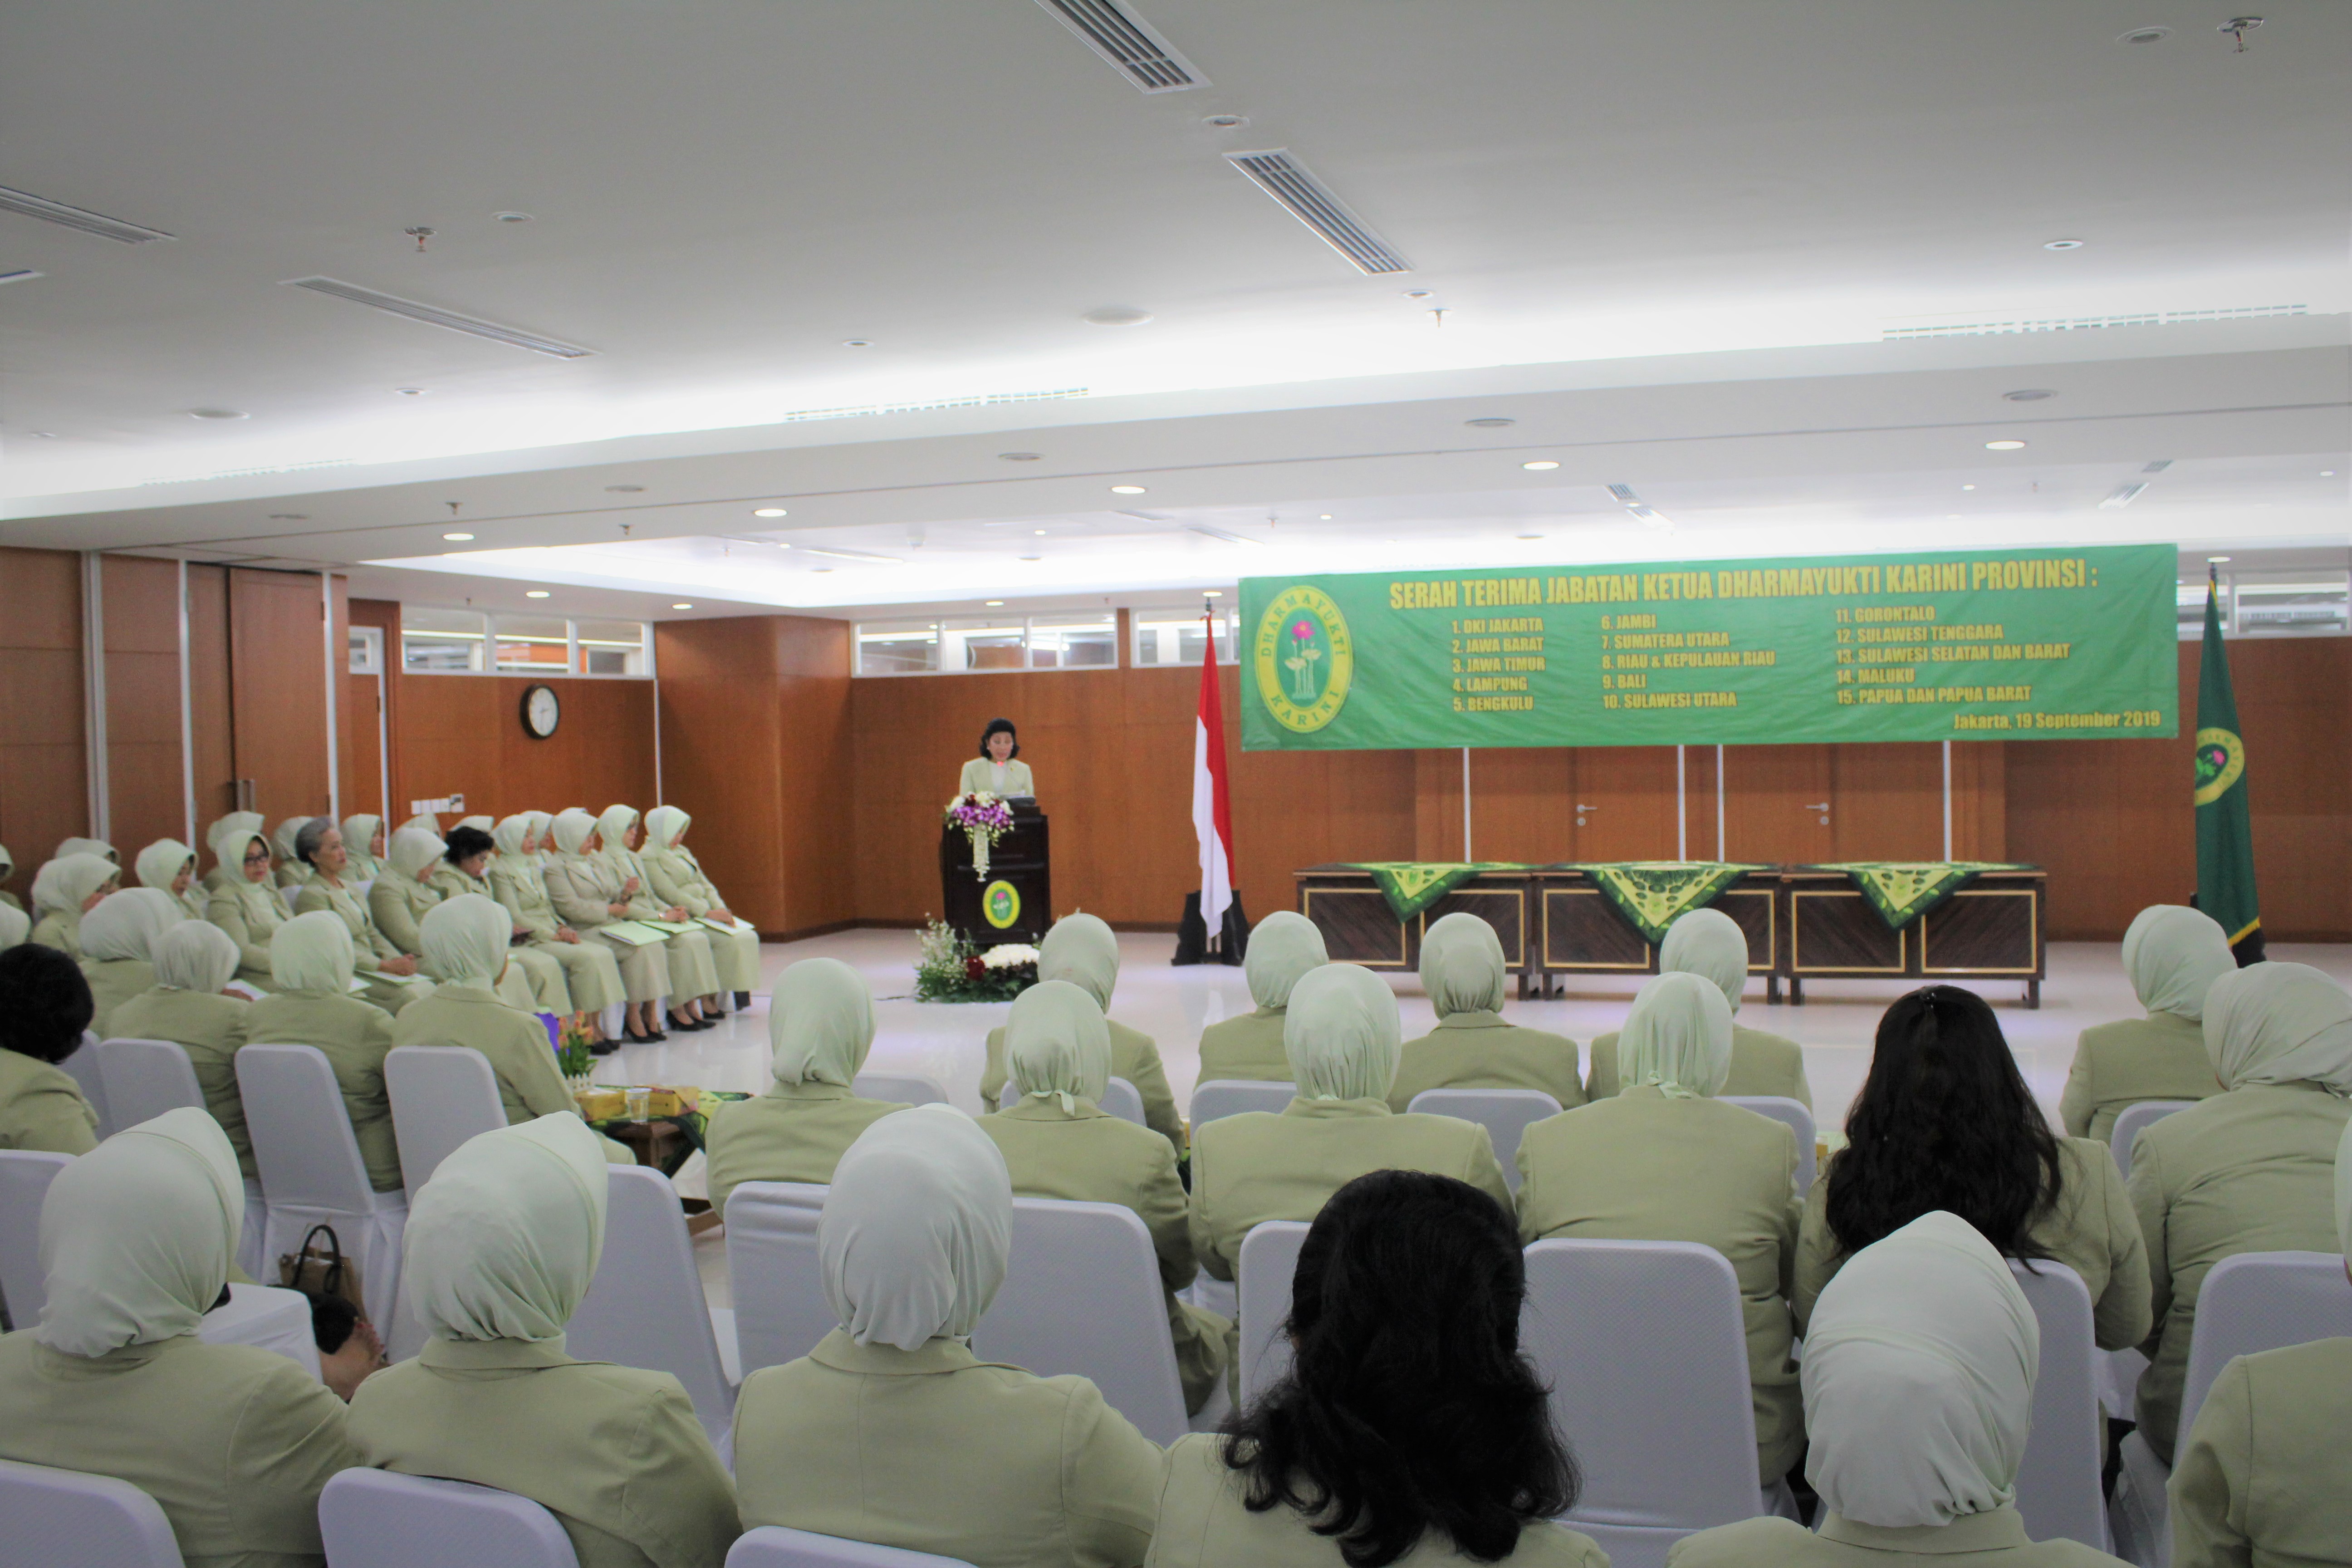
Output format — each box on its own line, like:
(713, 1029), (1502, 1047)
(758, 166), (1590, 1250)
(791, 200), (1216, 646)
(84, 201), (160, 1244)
(958, 718), (1034, 799)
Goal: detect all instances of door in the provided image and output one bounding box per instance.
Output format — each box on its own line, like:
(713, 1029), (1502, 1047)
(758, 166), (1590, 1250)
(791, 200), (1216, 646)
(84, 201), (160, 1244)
(1723, 745), (1835, 864)
(227, 568), (332, 822)
(1568, 746), (1684, 861)
(342, 625), (388, 820)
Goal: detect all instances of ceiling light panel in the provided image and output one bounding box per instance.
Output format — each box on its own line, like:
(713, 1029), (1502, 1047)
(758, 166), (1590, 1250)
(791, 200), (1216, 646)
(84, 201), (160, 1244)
(0, 184), (176, 243)
(1223, 150), (1411, 275)
(283, 277), (595, 358)
(1032, 0), (1206, 92)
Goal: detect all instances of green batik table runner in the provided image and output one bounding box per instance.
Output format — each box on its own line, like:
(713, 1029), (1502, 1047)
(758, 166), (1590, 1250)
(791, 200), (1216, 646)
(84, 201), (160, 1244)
(1339, 862), (1530, 921)
(1563, 862), (1768, 944)
(1811, 862), (2031, 930)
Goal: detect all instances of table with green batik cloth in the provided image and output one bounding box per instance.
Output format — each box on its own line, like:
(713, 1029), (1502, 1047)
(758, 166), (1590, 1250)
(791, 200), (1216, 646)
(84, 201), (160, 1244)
(1532, 862), (1784, 1000)
(1783, 862), (2046, 1008)
(1296, 863), (1546, 998)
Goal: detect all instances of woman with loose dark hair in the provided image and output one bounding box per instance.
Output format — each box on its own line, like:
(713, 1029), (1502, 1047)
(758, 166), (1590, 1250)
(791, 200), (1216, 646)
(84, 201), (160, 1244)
(1149, 1170), (1597, 1568)
(959, 717), (1034, 799)
(0, 942), (101, 1153)
(1793, 985), (2149, 1354)
(429, 822), (574, 1021)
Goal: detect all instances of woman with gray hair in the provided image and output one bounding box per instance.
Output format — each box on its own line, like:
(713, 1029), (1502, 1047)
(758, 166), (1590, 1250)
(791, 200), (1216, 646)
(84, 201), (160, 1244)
(292, 816), (427, 1014)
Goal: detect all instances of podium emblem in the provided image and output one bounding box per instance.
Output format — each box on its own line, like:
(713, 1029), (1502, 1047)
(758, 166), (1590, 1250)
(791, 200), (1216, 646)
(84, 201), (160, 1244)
(983, 879), (1022, 929)
(1254, 584), (1354, 733)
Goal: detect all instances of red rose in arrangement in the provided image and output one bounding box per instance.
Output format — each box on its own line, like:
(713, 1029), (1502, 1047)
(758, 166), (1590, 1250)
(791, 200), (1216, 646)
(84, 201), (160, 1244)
(965, 956), (987, 981)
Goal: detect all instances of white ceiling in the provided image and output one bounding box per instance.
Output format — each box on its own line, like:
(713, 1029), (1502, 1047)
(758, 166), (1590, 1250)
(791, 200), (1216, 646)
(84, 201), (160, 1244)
(4, 0), (2347, 618)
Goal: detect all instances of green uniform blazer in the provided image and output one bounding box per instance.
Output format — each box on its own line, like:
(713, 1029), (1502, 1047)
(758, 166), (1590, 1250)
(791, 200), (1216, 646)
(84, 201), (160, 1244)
(0, 1332), (357, 1568)
(490, 859), (568, 941)
(641, 846), (721, 917)
(1388, 1012), (1587, 1114)
(389, 985), (573, 1126)
(348, 1336), (739, 1568)
(1187, 1098), (1513, 1283)
(1195, 1008), (1293, 1085)
(958, 757), (1035, 799)
(1587, 1023), (1813, 1109)
(543, 854), (632, 931)
(2058, 1014), (2224, 1142)
(0, 1047), (99, 1156)
(705, 1083), (909, 1208)
(1666, 1507), (2126, 1568)
(1516, 1088), (1803, 1485)
(81, 957), (156, 1041)
(2125, 1081), (2350, 1463)
(368, 874), (442, 957)
(733, 1328), (1162, 1568)
(984, 1020), (1183, 1155)
(208, 879), (291, 989)
(294, 879), (405, 968)
(2168, 1336), (2352, 1568)
(1795, 1137), (2151, 1354)
(109, 989), (254, 1176)
(245, 991), (402, 1193)
(1147, 1432), (1611, 1568)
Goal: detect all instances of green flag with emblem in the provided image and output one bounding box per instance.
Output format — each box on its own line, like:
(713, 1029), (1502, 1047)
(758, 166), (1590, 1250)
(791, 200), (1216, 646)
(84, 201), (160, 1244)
(2194, 573), (2262, 962)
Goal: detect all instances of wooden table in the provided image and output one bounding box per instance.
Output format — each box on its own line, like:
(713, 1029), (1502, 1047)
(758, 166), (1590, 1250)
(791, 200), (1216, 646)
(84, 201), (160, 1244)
(1530, 867), (1783, 1001)
(1781, 866), (2047, 1007)
(1293, 866), (1543, 998)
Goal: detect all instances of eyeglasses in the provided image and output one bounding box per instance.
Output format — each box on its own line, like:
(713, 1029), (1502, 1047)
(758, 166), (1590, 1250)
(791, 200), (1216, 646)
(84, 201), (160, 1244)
(243, 849), (271, 864)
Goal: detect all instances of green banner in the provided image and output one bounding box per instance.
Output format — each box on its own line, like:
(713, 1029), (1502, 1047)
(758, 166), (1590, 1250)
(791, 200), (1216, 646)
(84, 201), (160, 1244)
(1241, 545), (2178, 750)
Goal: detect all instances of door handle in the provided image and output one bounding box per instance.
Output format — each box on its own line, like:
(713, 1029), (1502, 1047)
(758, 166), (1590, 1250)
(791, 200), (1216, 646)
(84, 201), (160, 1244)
(1804, 800), (1829, 825)
(1575, 802), (1596, 826)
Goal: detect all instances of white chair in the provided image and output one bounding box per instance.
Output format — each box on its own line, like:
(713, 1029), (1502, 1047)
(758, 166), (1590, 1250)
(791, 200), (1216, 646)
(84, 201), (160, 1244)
(198, 1283), (323, 1379)
(725, 1181), (835, 1377)
(854, 1073), (949, 1107)
(1188, 1079), (1294, 1128)
(993, 1077), (1146, 1126)
(383, 1045), (508, 1205)
(1236, 1220), (1313, 1405)
(61, 1033), (113, 1140)
(318, 1468), (578, 1568)
(569, 1166), (740, 1446)
(234, 1044), (407, 1329)
(93, 1038), (205, 1127)
(1406, 1088), (1562, 1192)
(2109, 1099), (2195, 1180)
(2006, 1260), (2109, 1549)
(0, 1150), (72, 1329)
(279, 886), (304, 918)
(1521, 1238), (1785, 1568)
(0, 1457), (183, 1568)
(973, 1197), (1190, 1445)
(1722, 1097), (1818, 1194)
(727, 1525), (975, 1568)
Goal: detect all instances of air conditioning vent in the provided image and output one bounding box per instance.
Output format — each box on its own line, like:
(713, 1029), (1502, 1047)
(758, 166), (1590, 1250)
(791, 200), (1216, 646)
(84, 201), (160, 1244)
(0, 185), (175, 244)
(1186, 523), (1264, 546)
(1605, 484), (1642, 504)
(1033, 0), (1205, 92)
(1224, 150), (1411, 275)
(2099, 482), (2150, 510)
(1882, 304), (2304, 340)
(284, 277), (595, 358)
(2141, 460), (2174, 474)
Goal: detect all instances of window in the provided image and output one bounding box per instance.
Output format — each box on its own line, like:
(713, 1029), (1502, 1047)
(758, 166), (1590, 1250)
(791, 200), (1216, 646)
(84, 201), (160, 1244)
(1029, 613), (1117, 669)
(574, 620), (649, 676)
(854, 612), (1140, 675)
(1131, 605), (1240, 667)
(494, 615), (571, 673)
(401, 607), (486, 672)
(2178, 572), (2349, 639)
(348, 625), (384, 676)
(857, 620), (941, 675)
(940, 617), (1029, 671)
(399, 610), (654, 676)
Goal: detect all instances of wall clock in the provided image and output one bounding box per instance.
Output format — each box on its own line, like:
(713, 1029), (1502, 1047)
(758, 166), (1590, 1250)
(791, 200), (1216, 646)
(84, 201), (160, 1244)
(521, 683), (561, 739)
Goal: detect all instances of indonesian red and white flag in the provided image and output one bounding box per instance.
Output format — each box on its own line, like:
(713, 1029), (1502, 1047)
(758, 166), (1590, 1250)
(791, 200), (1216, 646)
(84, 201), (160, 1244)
(1193, 613), (1237, 929)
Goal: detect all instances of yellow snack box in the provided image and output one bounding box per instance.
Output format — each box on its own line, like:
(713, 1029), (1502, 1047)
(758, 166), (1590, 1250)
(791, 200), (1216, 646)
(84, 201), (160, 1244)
(574, 1087), (627, 1121)
(645, 1085), (700, 1118)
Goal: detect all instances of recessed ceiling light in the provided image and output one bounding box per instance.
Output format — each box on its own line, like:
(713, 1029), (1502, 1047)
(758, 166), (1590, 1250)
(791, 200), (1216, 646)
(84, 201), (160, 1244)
(2323, 470), (2337, 477)
(605, 484), (644, 494)
(1033, 529), (1047, 536)
(525, 590), (551, 598)
(1319, 514), (1333, 520)
(2208, 555), (2232, 564)
(443, 531), (475, 541)
(753, 507), (788, 517)
(1522, 460), (1559, 471)
(1516, 534), (1544, 541)
(268, 513), (308, 521)
(188, 408), (247, 420)
(1083, 306), (1153, 327)
(1401, 289), (1436, 300)
(1202, 114), (1248, 129)
(1948, 514), (1964, 520)
(1961, 484), (1975, 491)
(2003, 389), (2055, 402)
(1203, 590), (1223, 598)
(999, 451), (1042, 462)
(1984, 440), (2028, 451)
(671, 603), (693, 609)
(1019, 554), (1043, 562)
(841, 338), (874, 348)
(1465, 416), (1516, 429)
(2119, 25), (2171, 43)
(2043, 239), (2085, 251)
(1110, 485), (1147, 494)
(985, 600), (1005, 607)
(495, 211), (535, 223)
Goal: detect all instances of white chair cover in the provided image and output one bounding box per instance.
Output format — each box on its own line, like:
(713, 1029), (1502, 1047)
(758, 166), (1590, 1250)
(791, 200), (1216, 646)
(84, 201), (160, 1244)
(197, 1283), (323, 1380)
(1521, 1238), (1779, 1568)
(1236, 1220), (1312, 1405)
(0, 1457), (184, 1568)
(93, 1039), (205, 1130)
(568, 1166), (739, 1446)
(1188, 1079), (1294, 1128)
(233, 1044), (407, 1329)
(724, 1181), (834, 1377)
(853, 1073), (949, 1108)
(1721, 1096), (1817, 1194)
(319, 1468), (579, 1568)
(2006, 1260), (2109, 1550)
(61, 1034), (112, 1141)
(972, 1197), (1189, 1446)
(383, 1046), (509, 1205)
(0, 1150), (72, 1330)
(726, 1524), (977, 1568)
(1405, 1088), (1561, 1192)
(2109, 1099), (2195, 1180)
(279, 887), (303, 918)
(992, 1077), (1145, 1127)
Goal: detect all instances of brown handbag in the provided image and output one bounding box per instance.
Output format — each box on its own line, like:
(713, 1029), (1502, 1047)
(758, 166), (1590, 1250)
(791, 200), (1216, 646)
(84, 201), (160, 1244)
(277, 1223), (367, 1319)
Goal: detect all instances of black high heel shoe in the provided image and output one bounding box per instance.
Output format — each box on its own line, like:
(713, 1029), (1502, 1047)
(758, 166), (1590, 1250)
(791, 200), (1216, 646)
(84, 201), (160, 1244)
(668, 1011), (709, 1033)
(621, 1024), (659, 1045)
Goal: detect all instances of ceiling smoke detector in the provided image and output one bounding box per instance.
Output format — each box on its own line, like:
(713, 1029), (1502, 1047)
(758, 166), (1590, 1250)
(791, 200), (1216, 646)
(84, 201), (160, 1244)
(2003, 389), (2056, 402)
(2118, 25), (2172, 43)
(604, 484), (644, 493)
(188, 408), (248, 420)
(1083, 306), (1153, 327)
(1202, 113), (1248, 129)
(2042, 239), (2085, 251)
(999, 451), (1043, 462)
(268, 513), (308, 521)
(494, 211), (534, 223)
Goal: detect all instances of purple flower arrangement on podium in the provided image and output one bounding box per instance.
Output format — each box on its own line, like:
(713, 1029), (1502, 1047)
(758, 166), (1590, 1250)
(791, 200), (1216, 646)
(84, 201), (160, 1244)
(944, 791), (1016, 879)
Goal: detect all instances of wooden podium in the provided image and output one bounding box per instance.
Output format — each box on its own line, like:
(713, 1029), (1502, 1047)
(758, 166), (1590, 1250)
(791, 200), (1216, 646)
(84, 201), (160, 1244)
(940, 800), (1052, 947)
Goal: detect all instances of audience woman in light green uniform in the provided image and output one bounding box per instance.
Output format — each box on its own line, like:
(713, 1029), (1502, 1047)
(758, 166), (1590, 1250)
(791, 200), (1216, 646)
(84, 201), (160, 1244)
(0, 1108), (358, 1566)
(705, 957), (907, 1207)
(597, 804), (723, 1031)
(291, 817), (425, 1016)
(78, 888), (178, 1038)
(734, 1106), (1164, 1568)
(111, 922), (254, 1178)
(201, 811), (265, 895)
(0, 901), (25, 951)
(1670, 1211), (2127, 1568)
(2061, 904), (2231, 1142)
(490, 814), (624, 1041)
(428, 823), (573, 1018)
(2127, 960), (2352, 1462)
(270, 818), (312, 890)
(1390, 911), (1584, 1113)
(1196, 911), (1325, 1084)
(0, 945), (100, 1155)
(982, 980), (1230, 1414)
(543, 809), (678, 1044)
(340, 813), (387, 882)
(206, 824), (290, 993)
(1517, 970), (1803, 1488)
(29, 852), (119, 958)
(1587, 908), (1810, 1107)
(369, 826), (450, 963)
(1150, 1170), (1601, 1568)
(981, 913), (1182, 1153)
(1189, 962), (1514, 1288)
(134, 837), (207, 923)
(347, 1115), (739, 1568)
(2168, 1115), (2352, 1568)
(56, 836), (119, 865)
(245, 912), (403, 1195)
(641, 805), (760, 1008)
(0, 842), (18, 911)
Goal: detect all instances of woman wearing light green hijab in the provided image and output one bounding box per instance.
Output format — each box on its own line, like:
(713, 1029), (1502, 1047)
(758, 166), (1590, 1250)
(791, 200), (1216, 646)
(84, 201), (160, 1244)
(1517, 970), (1805, 1487)
(640, 806), (761, 1007)
(244, 911), (404, 1194)
(29, 853), (120, 958)
(594, 803), (722, 1032)
(78, 888), (178, 1038)
(270, 818), (313, 890)
(488, 814), (624, 1042)
(542, 808), (681, 1043)
(134, 837), (207, 923)
(56, 835), (119, 865)
(202, 811), (265, 894)
(2127, 959), (2352, 1462)
(1188, 962), (1513, 1286)
(347, 1115), (739, 1568)
(1390, 911), (1585, 1113)
(0, 842), (19, 911)
(2061, 905), (2231, 1141)
(112, 921), (255, 1179)
(981, 980), (1231, 1414)
(0, 902), (28, 951)
(428, 824), (575, 1019)
(369, 825), (450, 960)
(0, 1108), (358, 1565)
(205, 823), (289, 992)
(292, 818), (426, 1016)
(980, 913), (1182, 1153)
(1587, 908), (1811, 1107)
(340, 813), (387, 882)
(1196, 911), (1326, 1084)
(706, 957), (907, 1206)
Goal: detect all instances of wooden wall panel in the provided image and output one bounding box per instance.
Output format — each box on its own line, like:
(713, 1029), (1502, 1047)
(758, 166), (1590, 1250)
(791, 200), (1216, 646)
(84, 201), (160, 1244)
(348, 600), (401, 818)
(100, 555), (188, 857)
(227, 568), (332, 825)
(393, 673), (656, 827)
(1830, 744), (1947, 862)
(186, 565), (235, 839)
(0, 548), (88, 901)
